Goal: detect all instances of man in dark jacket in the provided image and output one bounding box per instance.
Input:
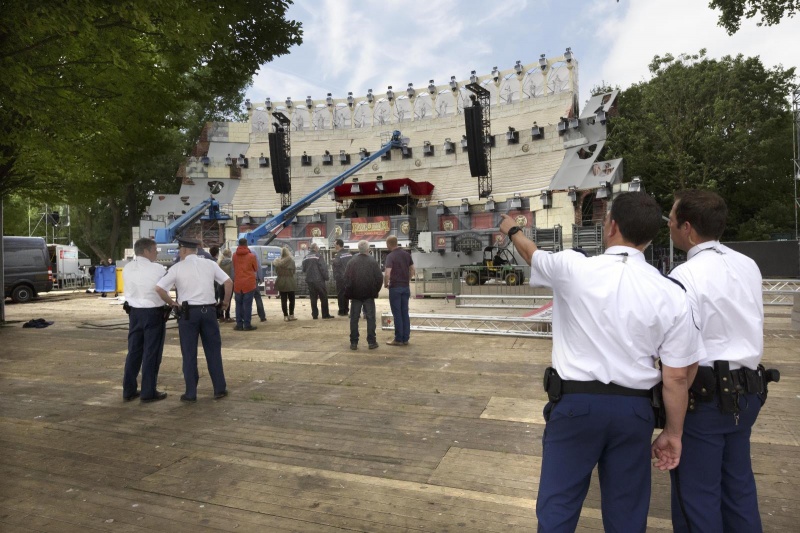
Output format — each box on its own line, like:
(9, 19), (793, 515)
(343, 240), (383, 350)
(331, 238), (353, 316)
(302, 243), (333, 319)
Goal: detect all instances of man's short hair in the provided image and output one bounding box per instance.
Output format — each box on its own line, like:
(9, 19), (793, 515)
(609, 192), (662, 246)
(674, 189), (727, 240)
(209, 246), (219, 257)
(309, 243), (319, 252)
(133, 238), (156, 256)
(386, 235), (398, 248)
(335, 238), (344, 248)
(358, 240), (370, 254)
(238, 238), (248, 246)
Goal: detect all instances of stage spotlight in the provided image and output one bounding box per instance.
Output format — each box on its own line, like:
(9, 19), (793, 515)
(514, 60), (523, 76)
(539, 54), (548, 70)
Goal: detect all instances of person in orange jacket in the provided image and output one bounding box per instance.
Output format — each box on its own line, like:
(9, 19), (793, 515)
(232, 238), (258, 331)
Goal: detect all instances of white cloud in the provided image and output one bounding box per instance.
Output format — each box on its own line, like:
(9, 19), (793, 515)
(599, 0), (800, 90)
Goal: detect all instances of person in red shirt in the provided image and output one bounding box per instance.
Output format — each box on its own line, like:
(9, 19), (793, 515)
(232, 238), (258, 331)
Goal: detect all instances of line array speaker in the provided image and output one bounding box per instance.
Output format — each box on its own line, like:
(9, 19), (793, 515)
(268, 132), (291, 193)
(464, 105), (488, 177)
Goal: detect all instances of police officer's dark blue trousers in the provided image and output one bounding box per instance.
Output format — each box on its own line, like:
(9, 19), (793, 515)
(537, 393), (654, 533)
(671, 393), (762, 533)
(178, 305), (226, 399)
(123, 307), (166, 400)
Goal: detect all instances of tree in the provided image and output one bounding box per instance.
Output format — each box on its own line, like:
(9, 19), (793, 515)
(1, 1), (302, 258)
(603, 50), (796, 241)
(710, 0), (800, 33)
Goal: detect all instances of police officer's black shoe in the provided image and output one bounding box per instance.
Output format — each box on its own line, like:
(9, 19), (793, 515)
(350, 343), (358, 350)
(322, 315), (335, 319)
(141, 391), (168, 403)
(123, 391), (140, 402)
(180, 394), (197, 403)
(233, 325), (244, 331)
(214, 390), (228, 399)
(243, 325), (257, 331)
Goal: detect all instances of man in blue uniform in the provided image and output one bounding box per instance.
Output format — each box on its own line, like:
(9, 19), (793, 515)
(155, 238), (233, 402)
(122, 237), (168, 403)
(302, 243), (334, 320)
(500, 192), (703, 532)
(668, 189), (771, 532)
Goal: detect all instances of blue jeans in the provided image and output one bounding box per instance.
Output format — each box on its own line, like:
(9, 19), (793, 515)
(253, 288), (265, 320)
(235, 290), (254, 327)
(388, 286), (411, 342)
(350, 299), (376, 345)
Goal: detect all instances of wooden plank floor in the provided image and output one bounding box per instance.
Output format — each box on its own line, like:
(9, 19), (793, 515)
(0, 294), (797, 531)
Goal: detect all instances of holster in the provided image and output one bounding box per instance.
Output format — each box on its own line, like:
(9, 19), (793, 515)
(122, 301), (131, 315)
(651, 382), (666, 429)
(181, 301), (190, 321)
(715, 360), (738, 414)
(162, 305), (173, 322)
(543, 367), (563, 403)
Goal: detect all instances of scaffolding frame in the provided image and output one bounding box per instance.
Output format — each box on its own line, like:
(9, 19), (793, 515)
(465, 83), (492, 198)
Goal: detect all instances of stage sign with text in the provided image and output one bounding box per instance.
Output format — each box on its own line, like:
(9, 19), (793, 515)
(350, 216), (391, 241)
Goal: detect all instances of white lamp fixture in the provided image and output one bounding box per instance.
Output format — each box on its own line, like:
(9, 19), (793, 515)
(567, 186), (578, 203)
(245, 99), (252, 110)
(406, 83), (415, 98)
(428, 80), (436, 94)
(305, 96), (313, 107)
(386, 86), (394, 101)
(514, 60), (523, 76)
(596, 181), (610, 199)
(564, 47), (573, 63)
(485, 196), (496, 211)
(470, 70), (478, 84)
(347, 92), (354, 107)
(400, 184), (411, 195)
(311, 209), (322, 222)
(540, 190), (552, 209)
(628, 177), (642, 192)
(460, 198), (470, 213)
(366, 89), (374, 103)
(241, 211), (252, 225)
(225, 154), (233, 166)
(531, 122), (544, 140)
(510, 192), (522, 209)
(449, 76), (458, 91)
(350, 178), (361, 194)
(436, 201), (445, 215)
(258, 153), (268, 167)
(285, 97), (292, 108)
(265, 97), (272, 110)
(443, 138), (455, 154)
(539, 54), (548, 70)
(326, 93), (333, 107)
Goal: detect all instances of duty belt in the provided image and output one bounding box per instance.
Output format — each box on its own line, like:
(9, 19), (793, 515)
(543, 367), (652, 403)
(689, 362), (780, 416)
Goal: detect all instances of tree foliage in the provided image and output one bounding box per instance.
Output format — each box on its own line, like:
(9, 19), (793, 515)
(603, 50), (796, 241)
(1, 1), (302, 259)
(710, 0), (800, 33)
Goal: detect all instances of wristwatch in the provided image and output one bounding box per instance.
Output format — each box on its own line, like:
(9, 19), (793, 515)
(506, 226), (521, 239)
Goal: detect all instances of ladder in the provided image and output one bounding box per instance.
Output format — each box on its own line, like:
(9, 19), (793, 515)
(381, 312), (552, 338)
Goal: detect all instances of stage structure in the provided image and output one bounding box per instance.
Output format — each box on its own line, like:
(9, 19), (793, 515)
(138, 51), (640, 264)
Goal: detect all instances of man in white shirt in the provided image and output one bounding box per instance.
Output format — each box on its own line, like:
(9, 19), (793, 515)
(668, 189), (771, 532)
(155, 238), (233, 402)
(499, 191), (703, 532)
(122, 238), (168, 403)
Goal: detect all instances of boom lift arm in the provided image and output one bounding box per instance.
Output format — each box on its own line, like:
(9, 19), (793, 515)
(240, 130), (403, 245)
(153, 197), (231, 244)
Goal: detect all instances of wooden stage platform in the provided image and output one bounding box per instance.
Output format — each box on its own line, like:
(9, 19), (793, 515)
(0, 293), (797, 531)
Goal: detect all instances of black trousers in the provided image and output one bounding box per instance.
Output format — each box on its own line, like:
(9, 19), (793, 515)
(335, 277), (349, 315)
(307, 281), (330, 318)
(122, 307), (166, 400)
(280, 291), (295, 316)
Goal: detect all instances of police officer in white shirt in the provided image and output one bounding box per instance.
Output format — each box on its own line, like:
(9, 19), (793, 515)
(667, 189), (774, 532)
(122, 238), (168, 403)
(155, 238), (233, 402)
(499, 191), (703, 532)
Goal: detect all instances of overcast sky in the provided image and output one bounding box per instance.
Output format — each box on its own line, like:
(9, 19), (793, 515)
(245, 0), (799, 108)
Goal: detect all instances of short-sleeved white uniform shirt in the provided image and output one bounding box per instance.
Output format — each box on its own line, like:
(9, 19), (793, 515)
(157, 254), (230, 305)
(669, 241), (763, 370)
(530, 245), (704, 389)
(123, 256), (166, 308)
